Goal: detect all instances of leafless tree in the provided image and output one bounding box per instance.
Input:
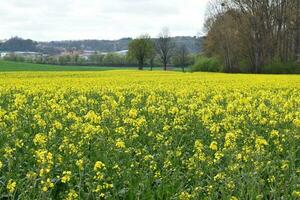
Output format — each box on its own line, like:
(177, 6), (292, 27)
(156, 27), (175, 71)
(176, 44), (189, 72)
(204, 0), (299, 73)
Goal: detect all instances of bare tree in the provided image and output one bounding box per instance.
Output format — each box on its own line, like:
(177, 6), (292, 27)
(156, 27), (175, 71)
(149, 51), (156, 71)
(204, 1), (241, 72)
(204, 0), (299, 73)
(175, 44), (189, 72)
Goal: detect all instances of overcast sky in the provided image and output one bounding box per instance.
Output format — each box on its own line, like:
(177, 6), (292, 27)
(0, 0), (209, 41)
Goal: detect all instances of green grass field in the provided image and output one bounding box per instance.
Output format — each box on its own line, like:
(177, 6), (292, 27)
(0, 60), (132, 72)
(0, 60), (187, 72)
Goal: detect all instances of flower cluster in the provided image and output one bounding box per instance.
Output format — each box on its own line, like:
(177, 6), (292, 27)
(0, 71), (299, 199)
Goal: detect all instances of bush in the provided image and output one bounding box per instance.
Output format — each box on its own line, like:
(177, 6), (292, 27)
(261, 59), (300, 74)
(191, 56), (222, 72)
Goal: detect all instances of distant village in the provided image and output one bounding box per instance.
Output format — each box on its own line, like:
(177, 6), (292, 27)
(0, 37), (134, 65)
(0, 47), (128, 61)
(0, 36), (201, 67)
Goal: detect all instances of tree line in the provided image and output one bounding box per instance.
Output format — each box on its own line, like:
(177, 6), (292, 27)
(203, 0), (300, 73)
(3, 34), (196, 71)
(3, 52), (131, 66)
(0, 36), (201, 55)
(3, 28), (197, 72)
(128, 28), (193, 72)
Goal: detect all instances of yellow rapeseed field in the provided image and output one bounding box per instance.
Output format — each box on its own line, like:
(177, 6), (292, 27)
(0, 71), (299, 199)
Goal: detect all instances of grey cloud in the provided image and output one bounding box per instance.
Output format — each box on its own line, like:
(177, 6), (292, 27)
(0, 0), (209, 41)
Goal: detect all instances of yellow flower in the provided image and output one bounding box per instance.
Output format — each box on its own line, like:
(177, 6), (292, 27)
(42, 186), (48, 192)
(194, 140), (203, 151)
(14, 94), (27, 107)
(4, 147), (15, 159)
(255, 136), (268, 150)
(35, 149), (53, 165)
(84, 111), (101, 123)
(61, 171), (72, 183)
(267, 176), (276, 183)
(115, 127), (126, 135)
(94, 161), (105, 171)
(270, 130), (279, 138)
(54, 120), (63, 130)
(236, 153), (242, 160)
(65, 189), (78, 200)
(170, 107), (179, 114)
(33, 133), (47, 146)
(26, 171), (38, 180)
(226, 181), (235, 190)
(230, 196), (238, 200)
(16, 139), (24, 148)
(175, 149), (182, 157)
(214, 172), (225, 181)
(94, 172), (104, 180)
(292, 191), (300, 198)
(214, 151), (224, 162)
(224, 132), (237, 149)
(281, 160), (289, 170)
(41, 178), (54, 192)
(39, 168), (51, 177)
(179, 191), (191, 200)
(209, 141), (218, 151)
(7, 179), (16, 193)
(115, 139), (126, 149)
(293, 119), (300, 127)
(0, 68), (299, 198)
(76, 159), (84, 171)
(129, 109), (138, 118)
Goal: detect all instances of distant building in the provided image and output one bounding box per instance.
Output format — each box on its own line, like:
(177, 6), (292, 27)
(59, 49), (128, 61)
(61, 50), (98, 60)
(0, 39), (7, 44)
(0, 51), (45, 59)
(14, 51), (41, 56)
(115, 50), (128, 56)
(0, 52), (9, 58)
(80, 50), (97, 60)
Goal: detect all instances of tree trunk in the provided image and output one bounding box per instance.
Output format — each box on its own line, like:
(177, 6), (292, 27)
(295, 0), (300, 58)
(139, 59), (144, 70)
(164, 62), (167, 71)
(150, 58), (154, 71)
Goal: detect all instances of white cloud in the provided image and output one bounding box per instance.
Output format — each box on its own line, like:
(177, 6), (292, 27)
(0, 0), (209, 41)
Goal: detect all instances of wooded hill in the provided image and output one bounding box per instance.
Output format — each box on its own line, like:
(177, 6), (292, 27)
(0, 36), (203, 55)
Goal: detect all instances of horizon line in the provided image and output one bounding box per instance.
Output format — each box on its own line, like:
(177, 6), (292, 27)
(0, 34), (205, 43)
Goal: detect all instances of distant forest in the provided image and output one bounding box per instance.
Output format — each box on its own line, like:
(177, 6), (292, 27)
(0, 36), (203, 55)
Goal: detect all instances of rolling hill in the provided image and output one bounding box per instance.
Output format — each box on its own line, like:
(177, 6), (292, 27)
(0, 36), (203, 55)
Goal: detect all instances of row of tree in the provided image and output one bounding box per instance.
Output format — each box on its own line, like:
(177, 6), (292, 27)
(3, 52), (133, 66)
(2, 29), (196, 71)
(128, 28), (192, 71)
(204, 0), (300, 73)
(3, 47), (195, 70)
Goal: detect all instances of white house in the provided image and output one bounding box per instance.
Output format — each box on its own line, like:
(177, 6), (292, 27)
(115, 50), (128, 56)
(0, 52), (9, 58)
